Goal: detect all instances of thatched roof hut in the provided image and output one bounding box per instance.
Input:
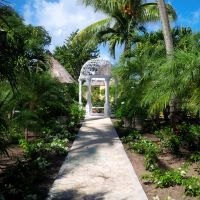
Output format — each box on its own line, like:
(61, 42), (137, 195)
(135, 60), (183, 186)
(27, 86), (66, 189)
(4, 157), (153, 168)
(49, 56), (75, 83)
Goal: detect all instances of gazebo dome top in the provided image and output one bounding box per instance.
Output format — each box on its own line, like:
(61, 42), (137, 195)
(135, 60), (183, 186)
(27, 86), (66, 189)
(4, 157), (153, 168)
(79, 58), (112, 80)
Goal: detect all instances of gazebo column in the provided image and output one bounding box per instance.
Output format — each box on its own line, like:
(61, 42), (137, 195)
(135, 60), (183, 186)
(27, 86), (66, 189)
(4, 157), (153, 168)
(86, 78), (92, 116)
(78, 79), (82, 106)
(104, 77), (110, 117)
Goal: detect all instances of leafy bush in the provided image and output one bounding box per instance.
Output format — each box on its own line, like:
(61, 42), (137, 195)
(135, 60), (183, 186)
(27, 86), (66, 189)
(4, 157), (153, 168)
(130, 137), (160, 171)
(163, 134), (181, 154)
(41, 120), (75, 141)
(142, 166), (188, 187)
(0, 159), (48, 200)
(6, 127), (23, 144)
(68, 102), (85, 128)
(176, 123), (200, 151)
(142, 164), (200, 197)
(190, 152), (200, 162)
(187, 125), (200, 151)
(183, 176), (200, 197)
(155, 128), (181, 154)
(121, 130), (141, 144)
(49, 138), (68, 155)
(131, 138), (160, 155)
(122, 131), (160, 171)
(144, 150), (159, 171)
(19, 138), (68, 159)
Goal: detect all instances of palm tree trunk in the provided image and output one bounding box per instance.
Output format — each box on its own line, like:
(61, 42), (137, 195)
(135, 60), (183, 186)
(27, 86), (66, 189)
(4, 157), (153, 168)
(124, 38), (131, 52)
(157, 0), (173, 55)
(157, 0), (179, 127)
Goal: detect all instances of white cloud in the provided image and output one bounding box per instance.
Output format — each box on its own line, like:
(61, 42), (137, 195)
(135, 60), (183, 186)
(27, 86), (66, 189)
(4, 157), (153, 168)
(23, 0), (107, 51)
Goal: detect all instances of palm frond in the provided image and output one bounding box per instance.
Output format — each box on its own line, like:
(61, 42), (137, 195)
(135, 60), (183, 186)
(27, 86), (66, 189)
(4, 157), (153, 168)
(140, 2), (176, 23)
(73, 17), (112, 43)
(78, 0), (122, 14)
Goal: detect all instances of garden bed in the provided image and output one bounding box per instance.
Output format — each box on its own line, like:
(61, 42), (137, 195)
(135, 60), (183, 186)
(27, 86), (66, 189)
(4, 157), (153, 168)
(37, 140), (74, 197)
(125, 141), (199, 200)
(0, 129), (79, 199)
(113, 120), (200, 200)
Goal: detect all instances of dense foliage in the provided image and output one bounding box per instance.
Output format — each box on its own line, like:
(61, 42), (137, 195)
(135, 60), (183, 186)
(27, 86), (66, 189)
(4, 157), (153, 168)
(0, 6), (85, 199)
(1, 0), (200, 199)
(114, 28), (200, 127)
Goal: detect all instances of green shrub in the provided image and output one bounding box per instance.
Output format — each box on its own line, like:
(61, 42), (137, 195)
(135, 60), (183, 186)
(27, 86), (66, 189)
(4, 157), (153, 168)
(20, 139), (46, 159)
(49, 138), (68, 155)
(142, 164), (200, 197)
(190, 152), (200, 162)
(121, 130), (141, 144)
(144, 150), (159, 171)
(41, 121), (74, 141)
(187, 125), (200, 151)
(131, 138), (160, 171)
(69, 103), (85, 128)
(177, 124), (200, 151)
(162, 134), (181, 154)
(183, 176), (200, 197)
(122, 132), (160, 171)
(142, 166), (187, 188)
(131, 138), (160, 155)
(0, 159), (47, 200)
(19, 138), (68, 159)
(155, 128), (181, 154)
(7, 127), (23, 144)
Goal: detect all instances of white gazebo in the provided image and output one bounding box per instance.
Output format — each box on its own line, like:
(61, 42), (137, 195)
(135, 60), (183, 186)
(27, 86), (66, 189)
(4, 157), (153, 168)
(78, 58), (117, 117)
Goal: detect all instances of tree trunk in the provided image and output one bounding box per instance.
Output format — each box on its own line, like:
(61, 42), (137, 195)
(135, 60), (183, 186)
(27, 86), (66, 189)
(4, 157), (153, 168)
(124, 38), (131, 52)
(157, 0), (174, 55)
(157, 0), (180, 127)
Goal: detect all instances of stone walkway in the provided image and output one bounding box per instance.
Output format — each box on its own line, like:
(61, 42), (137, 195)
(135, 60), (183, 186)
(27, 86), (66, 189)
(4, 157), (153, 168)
(47, 116), (148, 200)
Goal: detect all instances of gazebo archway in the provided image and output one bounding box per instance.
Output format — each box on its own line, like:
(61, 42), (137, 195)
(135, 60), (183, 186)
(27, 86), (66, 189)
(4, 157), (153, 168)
(78, 58), (117, 117)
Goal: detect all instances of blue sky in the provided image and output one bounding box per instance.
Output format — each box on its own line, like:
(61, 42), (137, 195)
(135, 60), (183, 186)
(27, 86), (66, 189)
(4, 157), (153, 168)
(10, 0), (200, 62)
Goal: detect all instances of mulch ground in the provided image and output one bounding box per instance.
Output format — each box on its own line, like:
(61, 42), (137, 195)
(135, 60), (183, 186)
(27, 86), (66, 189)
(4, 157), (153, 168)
(119, 129), (200, 200)
(125, 146), (199, 200)
(0, 141), (74, 199)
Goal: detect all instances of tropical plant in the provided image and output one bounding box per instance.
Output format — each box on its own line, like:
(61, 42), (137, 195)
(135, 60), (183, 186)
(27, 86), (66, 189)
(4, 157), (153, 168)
(14, 73), (69, 135)
(0, 6), (51, 89)
(142, 31), (200, 117)
(0, 82), (14, 156)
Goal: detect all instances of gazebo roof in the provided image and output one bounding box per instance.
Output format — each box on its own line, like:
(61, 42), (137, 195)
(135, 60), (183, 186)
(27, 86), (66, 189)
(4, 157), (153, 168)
(79, 58), (112, 80)
(50, 56), (75, 83)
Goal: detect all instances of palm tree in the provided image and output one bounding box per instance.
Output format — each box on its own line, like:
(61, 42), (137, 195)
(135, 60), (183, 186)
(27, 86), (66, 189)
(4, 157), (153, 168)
(15, 73), (68, 139)
(76, 0), (176, 57)
(156, 0), (180, 127)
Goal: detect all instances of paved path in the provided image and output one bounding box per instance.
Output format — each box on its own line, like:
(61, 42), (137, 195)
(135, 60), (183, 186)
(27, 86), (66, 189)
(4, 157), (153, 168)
(47, 116), (148, 200)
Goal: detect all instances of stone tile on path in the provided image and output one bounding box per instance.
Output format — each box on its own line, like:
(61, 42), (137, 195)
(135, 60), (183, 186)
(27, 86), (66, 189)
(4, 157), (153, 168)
(47, 116), (148, 200)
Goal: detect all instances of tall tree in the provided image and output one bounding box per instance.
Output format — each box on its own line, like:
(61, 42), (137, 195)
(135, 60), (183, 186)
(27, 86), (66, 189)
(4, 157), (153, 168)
(157, 0), (179, 126)
(76, 0), (176, 57)
(0, 6), (51, 89)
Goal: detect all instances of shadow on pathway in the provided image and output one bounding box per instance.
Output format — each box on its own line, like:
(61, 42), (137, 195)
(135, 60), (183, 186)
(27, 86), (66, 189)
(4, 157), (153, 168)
(47, 116), (148, 200)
